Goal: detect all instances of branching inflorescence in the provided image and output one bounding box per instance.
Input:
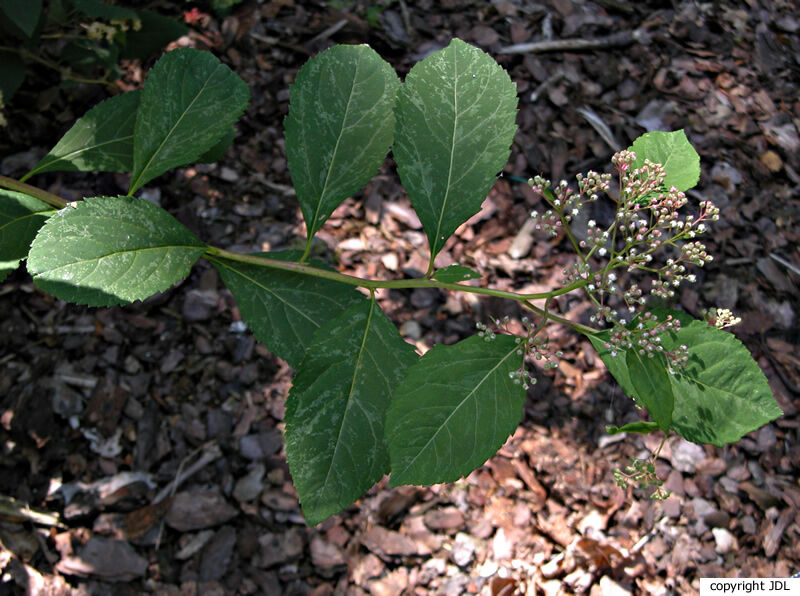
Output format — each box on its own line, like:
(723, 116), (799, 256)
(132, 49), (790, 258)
(527, 148), (723, 373)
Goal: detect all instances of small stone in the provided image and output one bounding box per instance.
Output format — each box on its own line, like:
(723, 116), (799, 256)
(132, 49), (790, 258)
(670, 440), (706, 473)
(704, 510), (731, 528)
(381, 253), (399, 271)
(710, 161), (742, 192)
(310, 535), (346, 574)
(351, 553), (385, 585)
(423, 507), (464, 532)
(368, 567), (409, 596)
(563, 568), (593, 593)
(240, 430), (282, 460)
(759, 149), (783, 173)
(712, 528), (737, 554)
(598, 575), (632, 596)
(166, 492), (238, 531)
(233, 463), (265, 502)
(261, 489), (299, 512)
(492, 527), (514, 560)
(661, 497), (681, 519)
(199, 526), (237, 581)
(160, 348), (184, 373)
(361, 526), (418, 558)
(51, 382), (84, 419)
(258, 528), (304, 568)
(207, 409), (233, 438)
(448, 533), (476, 568)
(399, 320), (422, 341)
(219, 167), (238, 182)
(55, 537), (147, 581)
(740, 515), (757, 535)
(689, 498), (718, 519)
(175, 530), (215, 560)
(182, 289), (218, 322)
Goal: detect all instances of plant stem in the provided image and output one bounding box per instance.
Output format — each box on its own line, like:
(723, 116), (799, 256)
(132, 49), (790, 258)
(2, 174), (602, 336)
(522, 298), (596, 335)
(205, 245), (596, 326)
(0, 176), (67, 208)
(0, 46), (110, 87)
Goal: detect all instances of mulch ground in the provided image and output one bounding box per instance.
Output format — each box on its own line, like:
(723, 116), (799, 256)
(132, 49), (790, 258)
(1, 1), (799, 594)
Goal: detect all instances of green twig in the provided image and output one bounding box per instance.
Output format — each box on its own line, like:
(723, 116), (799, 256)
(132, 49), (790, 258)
(0, 45), (111, 87)
(206, 245), (598, 331)
(0, 176), (67, 209)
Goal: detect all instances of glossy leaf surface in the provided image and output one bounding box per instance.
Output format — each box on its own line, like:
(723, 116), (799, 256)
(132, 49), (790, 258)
(432, 265), (481, 283)
(0, 189), (53, 262)
(625, 350), (674, 432)
(587, 310), (781, 446)
(629, 130), (700, 192)
(1, 0), (42, 37)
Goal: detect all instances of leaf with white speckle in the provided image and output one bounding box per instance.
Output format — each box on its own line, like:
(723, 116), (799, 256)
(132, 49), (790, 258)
(27, 196), (206, 306)
(129, 49), (250, 194)
(285, 45), (400, 242)
(394, 39), (518, 261)
(432, 265), (481, 283)
(285, 299), (417, 525)
(25, 91), (140, 179)
(386, 334), (524, 486)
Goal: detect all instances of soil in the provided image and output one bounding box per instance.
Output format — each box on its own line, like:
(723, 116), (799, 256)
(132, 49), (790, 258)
(1, 1), (799, 595)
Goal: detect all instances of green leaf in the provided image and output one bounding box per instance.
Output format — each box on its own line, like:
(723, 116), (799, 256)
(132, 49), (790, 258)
(432, 264), (481, 283)
(210, 250), (363, 368)
(393, 38), (518, 260)
(0, 0), (42, 37)
(0, 50), (26, 102)
(121, 9), (189, 60)
(0, 189), (53, 262)
(27, 196), (206, 306)
(587, 310), (782, 446)
(629, 130), (700, 192)
(64, 39), (121, 76)
(625, 350), (674, 431)
(605, 421), (661, 435)
(129, 48), (250, 194)
(25, 91), (140, 180)
(197, 127), (235, 164)
(285, 299), (418, 525)
(586, 331), (636, 403)
(656, 310), (782, 446)
(70, 0), (137, 20)
(386, 334), (525, 486)
(285, 45), (400, 242)
(0, 260), (19, 282)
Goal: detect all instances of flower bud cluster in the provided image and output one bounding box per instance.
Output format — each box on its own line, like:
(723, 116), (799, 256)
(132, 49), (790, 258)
(475, 320), (498, 342)
(601, 312), (689, 369)
(579, 219), (611, 254)
(527, 148), (719, 370)
(702, 307), (742, 329)
(86, 18), (142, 42)
(621, 159), (668, 205)
(528, 173), (607, 237)
(476, 316), (567, 391)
